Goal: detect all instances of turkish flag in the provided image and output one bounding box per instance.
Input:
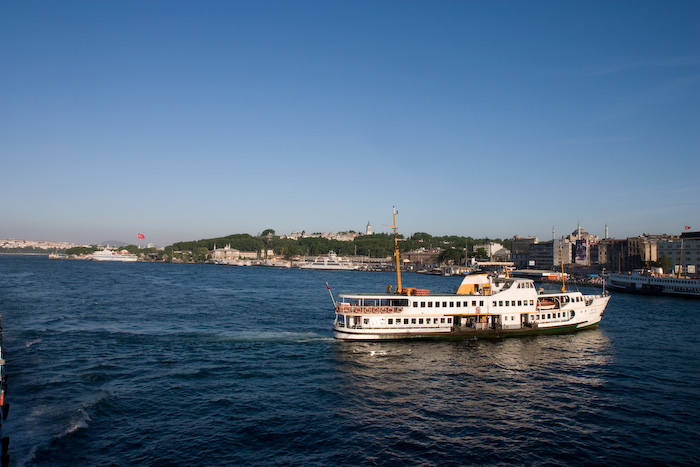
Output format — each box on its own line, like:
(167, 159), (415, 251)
(137, 233), (145, 239)
(685, 226), (691, 230)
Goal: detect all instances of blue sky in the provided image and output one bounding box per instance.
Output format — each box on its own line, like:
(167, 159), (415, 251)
(2, 0), (698, 246)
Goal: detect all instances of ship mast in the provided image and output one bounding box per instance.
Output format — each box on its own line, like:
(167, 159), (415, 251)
(677, 238), (684, 279)
(560, 243), (567, 293)
(384, 207), (403, 294)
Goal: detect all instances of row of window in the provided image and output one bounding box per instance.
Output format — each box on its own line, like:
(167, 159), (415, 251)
(362, 317), (454, 326)
(492, 300), (535, 307)
(415, 300), (485, 308)
(531, 311), (569, 321)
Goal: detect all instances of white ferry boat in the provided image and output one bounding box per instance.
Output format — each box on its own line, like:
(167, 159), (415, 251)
(300, 252), (359, 270)
(605, 269), (700, 298)
(331, 208), (610, 340)
(91, 248), (138, 262)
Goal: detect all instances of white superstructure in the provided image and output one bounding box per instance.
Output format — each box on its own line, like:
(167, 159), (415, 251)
(299, 252), (360, 270)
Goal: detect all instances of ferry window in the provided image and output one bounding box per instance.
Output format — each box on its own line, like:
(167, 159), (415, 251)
(464, 301), (469, 307)
(530, 315), (534, 320)
(518, 301), (522, 306)
(411, 318), (417, 324)
(499, 301), (503, 306)
(421, 302), (426, 308)
(440, 318), (445, 323)
(480, 300), (484, 306)
(472, 301), (477, 306)
(404, 319), (409, 324)
(558, 313), (561, 318)
(419, 318), (424, 324)
(547, 314), (551, 319)
(434, 318), (438, 324)
(388, 319), (393, 324)
(493, 301), (497, 307)
(428, 302), (433, 307)
(447, 318), (452, 323)
(449, 302), (454, 307)
(456, 302), (461, 307)
(530, 300), (534, 306)
(364, 319), (369, 324)
(536, 315), (540, 319)
(511, 301), (515, 306)
(443, 302), (447, 307)
(436, 302), (440, 308)
(505, 301), (509, 306)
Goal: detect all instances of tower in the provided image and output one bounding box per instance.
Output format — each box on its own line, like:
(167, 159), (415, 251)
(366, 221), (372, 235)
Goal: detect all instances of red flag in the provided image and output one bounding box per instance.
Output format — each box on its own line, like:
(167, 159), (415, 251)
(685, 226), (691, 230)
(137, 233), (145, 239)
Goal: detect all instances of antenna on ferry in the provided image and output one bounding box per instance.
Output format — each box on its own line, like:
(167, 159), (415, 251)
(383, 207), (402, 294)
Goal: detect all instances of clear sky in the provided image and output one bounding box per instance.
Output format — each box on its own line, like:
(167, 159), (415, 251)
(2, 1), (699, 246)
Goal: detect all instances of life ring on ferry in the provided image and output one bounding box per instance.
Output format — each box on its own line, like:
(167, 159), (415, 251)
(380, 307), (387, 313)
(387, 306), (394, 313)
(395, 307), (402, 313)
(372, 307), (379, 313)
(353, 306), (362, 313)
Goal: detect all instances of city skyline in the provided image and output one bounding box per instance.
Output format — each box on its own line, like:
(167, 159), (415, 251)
(2, 1), (699, 246)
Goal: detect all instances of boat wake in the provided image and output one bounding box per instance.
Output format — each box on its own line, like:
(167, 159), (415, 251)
(221, 331), (334, 343)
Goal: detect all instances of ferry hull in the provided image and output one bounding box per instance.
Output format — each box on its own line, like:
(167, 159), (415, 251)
(334, 321), (600, 341)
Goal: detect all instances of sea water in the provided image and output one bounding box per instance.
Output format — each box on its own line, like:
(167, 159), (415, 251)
(1, 255), (698, 466)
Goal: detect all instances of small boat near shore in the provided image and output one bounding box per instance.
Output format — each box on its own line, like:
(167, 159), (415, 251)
(330, 208), (610, 340)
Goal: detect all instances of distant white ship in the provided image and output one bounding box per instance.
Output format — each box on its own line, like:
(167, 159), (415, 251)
(91, 248), (138, 262)
(606, 269), (700, 298)
(299, 252), (360, 270)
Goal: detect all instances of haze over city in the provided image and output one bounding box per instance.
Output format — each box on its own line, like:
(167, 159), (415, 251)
(2, 1), (698, 246)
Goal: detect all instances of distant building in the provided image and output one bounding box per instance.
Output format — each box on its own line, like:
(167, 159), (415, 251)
(510, 235), (539, 269)
(366, 221), (372, 235)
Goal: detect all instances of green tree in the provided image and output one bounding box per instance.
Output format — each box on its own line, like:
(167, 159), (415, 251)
(439, 247), (464, 264)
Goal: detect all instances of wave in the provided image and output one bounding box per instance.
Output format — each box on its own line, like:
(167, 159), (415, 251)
(15, 407), (91, 467)
(25, 337), (42, 348)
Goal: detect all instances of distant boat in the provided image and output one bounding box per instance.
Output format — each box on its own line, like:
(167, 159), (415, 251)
(48, 250), (67, 259)
(605, 269), (700, 298)
(299, 252), (359, 270)
(90, 248), (138, 262)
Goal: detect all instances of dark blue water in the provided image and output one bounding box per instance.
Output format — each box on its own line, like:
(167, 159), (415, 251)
(1, 255), (699, 466)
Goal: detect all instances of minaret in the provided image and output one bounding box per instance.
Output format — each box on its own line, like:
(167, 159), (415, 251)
(577, 223), (581, 240)
(552, 226), (555, 241)
(366, 221), (372, 235)
(605, 223), (609, 239)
